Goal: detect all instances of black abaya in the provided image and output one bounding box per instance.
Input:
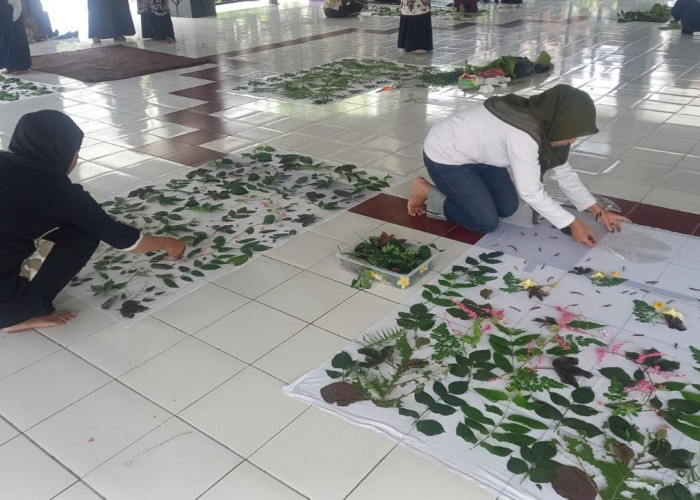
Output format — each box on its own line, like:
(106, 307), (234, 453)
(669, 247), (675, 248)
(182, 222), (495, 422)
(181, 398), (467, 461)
(0, 111), (140, 329)
(0, 0), (31, 72)
(87, 0), (135, 39)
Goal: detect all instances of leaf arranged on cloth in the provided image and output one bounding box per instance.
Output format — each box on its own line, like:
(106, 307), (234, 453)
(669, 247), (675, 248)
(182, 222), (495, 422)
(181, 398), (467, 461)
(0, 74), (56, 102)
(321, 382), (369, 406)
(552, 357), (593, 387)
(551, 466), (597, 500)
(70, 146), (390, 322)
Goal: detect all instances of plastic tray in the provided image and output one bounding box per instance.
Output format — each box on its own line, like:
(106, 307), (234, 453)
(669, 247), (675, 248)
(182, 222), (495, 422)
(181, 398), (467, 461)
(336, 240), (435, 289)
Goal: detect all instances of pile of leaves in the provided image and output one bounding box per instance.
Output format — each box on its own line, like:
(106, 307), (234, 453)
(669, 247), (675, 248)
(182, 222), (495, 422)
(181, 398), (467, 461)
(366, 5), (482, 18)
(346, 232), (433, 274)
(617, 3), (671, 22)
(416, 51), (553, 86)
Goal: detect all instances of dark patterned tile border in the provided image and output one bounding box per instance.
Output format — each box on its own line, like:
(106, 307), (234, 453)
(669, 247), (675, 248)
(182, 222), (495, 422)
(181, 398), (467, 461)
(349, 193), (700, 244)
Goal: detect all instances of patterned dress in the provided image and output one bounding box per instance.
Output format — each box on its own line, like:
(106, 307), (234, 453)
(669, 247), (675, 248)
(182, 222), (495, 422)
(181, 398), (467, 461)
(397, 0), (432, 52)
(137, 0), (175, 41)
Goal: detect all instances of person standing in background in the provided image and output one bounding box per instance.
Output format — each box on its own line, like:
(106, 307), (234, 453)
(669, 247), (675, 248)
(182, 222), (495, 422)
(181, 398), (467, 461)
(87, 0), (135, 43)
(0, 0), (31, 74)
(671, 0), (700, 34)
(138, 0), (175, 43)
(397, 0), (432, 54)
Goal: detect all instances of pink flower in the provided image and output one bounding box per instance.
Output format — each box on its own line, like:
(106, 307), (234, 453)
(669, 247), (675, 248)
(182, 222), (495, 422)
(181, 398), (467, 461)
(596, 347), (606, 364)
(623, 379), (656, 394)
(554, 334), (570, 350)
(450, 298), (477, 319)
(260, 201), (268, 207)
(445, 318), (464, 337)
(635, 351), (663, 364)
(280, 212), (287, 218)
(199, 247), (208, 255)
(610, 342), (626, 355)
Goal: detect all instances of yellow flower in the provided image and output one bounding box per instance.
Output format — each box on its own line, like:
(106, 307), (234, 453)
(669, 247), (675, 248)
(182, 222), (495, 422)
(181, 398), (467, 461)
(663, 308), (684, 320)
(519, 278), (536, 289)
(370, 271), (384, 282)
(653, 301), (666, 311)
(611, 271), (620, 278)
(397, 276), (410, 289)
(419, 265), (427, 274)
(590, 271), (606, 279)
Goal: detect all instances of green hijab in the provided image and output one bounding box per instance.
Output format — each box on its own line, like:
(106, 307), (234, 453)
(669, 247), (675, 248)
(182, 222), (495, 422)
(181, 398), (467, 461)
(483, 84), (599, 174)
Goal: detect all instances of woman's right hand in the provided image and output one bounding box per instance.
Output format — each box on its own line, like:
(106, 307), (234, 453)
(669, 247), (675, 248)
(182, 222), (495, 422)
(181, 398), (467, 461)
(569, 218), (597, 248)
(163, 238), (186, 260)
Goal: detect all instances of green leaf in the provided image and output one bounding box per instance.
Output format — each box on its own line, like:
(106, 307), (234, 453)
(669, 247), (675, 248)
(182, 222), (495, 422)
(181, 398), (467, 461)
(398, 407), (420, 419)
(492, 432), (537, 447)
(562, 418), (603, 437)
(667, 399), (700, 414)
(331, 351), (354, 370)
(416, 419), (445, 436)
(493, 353), (514, 373)
(549, 392), (571, 407)
(529, 465), (555, 483)
(658, 449), (694, 469)
(657, 483), (694, 500)
(474, 388), (509, 402)
(469, 350), (491, 362)
(456, 422), (477, 443)
(481, 443), (513, 457)
(531, 441), (557, 460)
(507, 414), (549, 430)
(462, 405), (496, 426)
(163, 278), (179, 288)
(535, 402), (563, 420)
(507, 457), (529, 474)
(608, 415), (643, 443)
(571, 387), (595, 404)
(569, 404), (598, 416)
(448, 381), (469, 395)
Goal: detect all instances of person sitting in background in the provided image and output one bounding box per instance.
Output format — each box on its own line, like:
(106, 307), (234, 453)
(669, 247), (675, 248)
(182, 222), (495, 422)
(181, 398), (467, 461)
(323, 0), (365, 18)
(0, 0), (31, 74)
(671, 0), (700, 34)
(138, 0), (175, 43)
(0, 110), (186, 333)
(407, 85), (631, 247)
(87, 0), (135, 43)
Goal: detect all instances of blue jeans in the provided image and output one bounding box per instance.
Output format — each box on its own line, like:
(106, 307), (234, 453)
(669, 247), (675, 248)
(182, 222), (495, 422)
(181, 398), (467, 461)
(423, 152), (519, 233)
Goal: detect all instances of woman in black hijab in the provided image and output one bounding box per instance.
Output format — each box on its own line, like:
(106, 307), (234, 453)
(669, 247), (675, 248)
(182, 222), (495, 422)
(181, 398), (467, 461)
(0, 110), (185, 333)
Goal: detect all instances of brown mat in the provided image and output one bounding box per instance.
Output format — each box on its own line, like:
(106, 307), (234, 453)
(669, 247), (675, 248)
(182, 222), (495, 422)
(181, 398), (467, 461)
(31, 45), (211, 83)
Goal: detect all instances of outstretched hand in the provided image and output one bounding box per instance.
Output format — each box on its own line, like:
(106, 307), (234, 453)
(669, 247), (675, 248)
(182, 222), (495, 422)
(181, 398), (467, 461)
(596, 209), (631, 233)
(568, 218), (597, 248)
(164, 238), (186, 260)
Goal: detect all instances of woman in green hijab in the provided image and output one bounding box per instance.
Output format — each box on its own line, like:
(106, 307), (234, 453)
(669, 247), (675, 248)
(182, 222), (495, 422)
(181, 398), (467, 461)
(407, 84), (630, 247)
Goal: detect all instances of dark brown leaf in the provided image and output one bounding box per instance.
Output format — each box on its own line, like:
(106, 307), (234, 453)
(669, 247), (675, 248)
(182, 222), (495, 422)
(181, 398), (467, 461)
(528, 286), (549, 301)
(552, 357), (593, 387)
(611, 442), (635, 465)
(551, 465), (597, 500)
(320, 382), (369, 407)
(479, 288), (493, 300)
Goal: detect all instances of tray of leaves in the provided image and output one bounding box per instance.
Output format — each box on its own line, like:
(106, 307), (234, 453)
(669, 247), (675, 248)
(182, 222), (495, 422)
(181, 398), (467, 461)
(338, 232), (435, 290)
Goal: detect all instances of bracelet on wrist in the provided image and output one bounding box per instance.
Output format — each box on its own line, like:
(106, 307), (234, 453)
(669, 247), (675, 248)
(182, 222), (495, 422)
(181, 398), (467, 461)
(594, 210), (604, 221)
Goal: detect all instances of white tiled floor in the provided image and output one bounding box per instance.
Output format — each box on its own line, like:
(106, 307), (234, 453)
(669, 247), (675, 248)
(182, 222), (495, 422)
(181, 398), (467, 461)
(2, 0), (700, 498)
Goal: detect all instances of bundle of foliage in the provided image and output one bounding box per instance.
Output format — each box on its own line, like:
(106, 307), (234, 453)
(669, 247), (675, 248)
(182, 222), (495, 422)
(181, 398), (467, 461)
(617, 3), (671, 22)
(416, 51), (553, 85)
(345, 232), (432, 274)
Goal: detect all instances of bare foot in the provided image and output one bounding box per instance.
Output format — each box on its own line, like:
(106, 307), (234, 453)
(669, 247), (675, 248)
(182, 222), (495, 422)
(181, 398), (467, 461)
(407, 177), (431, 216)
(8, 69), (28, 75)
(412, 49), (428, 54)
(92, 38), (101, 43)
(114, 36), (127, 42)
(5, 310), (78, 333)
(165, 37), (175, 43)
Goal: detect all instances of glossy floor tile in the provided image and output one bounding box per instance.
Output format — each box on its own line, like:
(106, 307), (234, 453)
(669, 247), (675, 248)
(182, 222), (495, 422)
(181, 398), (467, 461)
(2, 0), (700, 498)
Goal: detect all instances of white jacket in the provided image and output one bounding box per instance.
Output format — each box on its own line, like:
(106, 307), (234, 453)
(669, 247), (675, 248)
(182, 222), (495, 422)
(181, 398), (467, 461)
(423, 103), (596, 229)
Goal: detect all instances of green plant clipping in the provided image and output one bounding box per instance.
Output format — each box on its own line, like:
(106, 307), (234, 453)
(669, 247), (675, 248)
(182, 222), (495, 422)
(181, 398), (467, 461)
(618, 3), (672, 22)
(70, 146), (390, 320)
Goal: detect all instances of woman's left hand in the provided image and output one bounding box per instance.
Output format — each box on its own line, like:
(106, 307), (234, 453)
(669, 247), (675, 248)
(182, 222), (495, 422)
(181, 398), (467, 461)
(596, 209), (631, 233)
